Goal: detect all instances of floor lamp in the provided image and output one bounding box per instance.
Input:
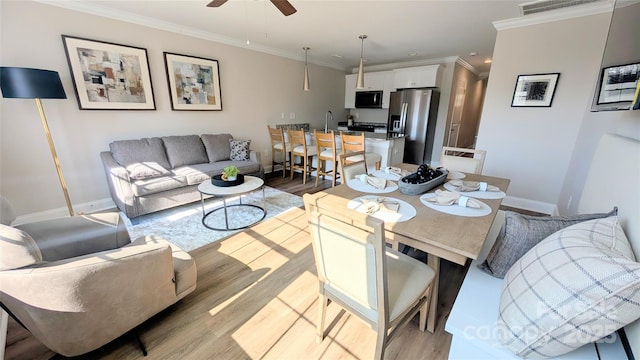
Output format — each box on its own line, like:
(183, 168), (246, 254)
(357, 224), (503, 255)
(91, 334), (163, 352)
(0, 67), (74, 216)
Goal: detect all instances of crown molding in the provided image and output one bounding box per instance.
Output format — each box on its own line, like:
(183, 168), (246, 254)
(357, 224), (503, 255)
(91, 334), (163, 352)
(35, 0), (346, 71)
(350, 56), (461, 74)
(493, 0), (614, 30)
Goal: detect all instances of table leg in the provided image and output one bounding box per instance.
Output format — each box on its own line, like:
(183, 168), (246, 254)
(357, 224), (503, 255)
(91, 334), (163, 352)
(427, 253), (440, 333)
(223, 198), (229, 230)
(262, 187), (266, 214)
(200, 193), (205, 217)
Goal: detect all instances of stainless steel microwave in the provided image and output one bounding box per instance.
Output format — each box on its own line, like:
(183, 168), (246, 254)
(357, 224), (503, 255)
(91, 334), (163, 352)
(355, 91), (383, 108)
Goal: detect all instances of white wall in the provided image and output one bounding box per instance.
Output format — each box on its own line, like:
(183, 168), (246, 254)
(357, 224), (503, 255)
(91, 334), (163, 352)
(475, 12), (637, 215)
(0, 1), (347, 216)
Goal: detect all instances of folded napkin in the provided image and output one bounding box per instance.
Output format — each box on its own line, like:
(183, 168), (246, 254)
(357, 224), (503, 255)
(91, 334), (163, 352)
(426, 190), (481, 208)
(384, 166), (411, 177)
(360, 197), (400, 214)
(356, 174), (388, 190)
(449, 179), (499, 192)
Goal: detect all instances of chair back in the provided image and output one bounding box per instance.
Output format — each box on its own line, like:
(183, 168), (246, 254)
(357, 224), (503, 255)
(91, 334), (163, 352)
(268, 126), (286, 147)
(288, 129), (308, 156)
(339, 150), (367, 185)
(340, 131), (366, 155)
(314, 130), (337, 158)
(440, 146), (487, 174)
(304, 193), (387, 322)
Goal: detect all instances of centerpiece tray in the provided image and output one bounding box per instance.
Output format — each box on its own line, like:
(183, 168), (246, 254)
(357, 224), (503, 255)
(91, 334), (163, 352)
(211, 174), (244, 187)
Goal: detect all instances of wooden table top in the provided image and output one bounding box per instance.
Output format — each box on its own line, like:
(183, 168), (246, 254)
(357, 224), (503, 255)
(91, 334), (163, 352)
(314, 163), (510, 265)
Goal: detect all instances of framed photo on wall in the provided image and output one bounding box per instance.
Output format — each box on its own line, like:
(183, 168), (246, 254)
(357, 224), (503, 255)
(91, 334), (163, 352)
(163, 52), (222, 111)
(61, 35), (155, 110)
(596, 62), (639, 106)
(511, 73), (560, 107)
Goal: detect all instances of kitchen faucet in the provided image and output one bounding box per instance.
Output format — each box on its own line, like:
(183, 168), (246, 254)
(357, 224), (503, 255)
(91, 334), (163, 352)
(325, 110), (333, 133)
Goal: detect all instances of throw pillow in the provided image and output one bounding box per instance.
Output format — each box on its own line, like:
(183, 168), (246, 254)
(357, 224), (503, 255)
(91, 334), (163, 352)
(0, 225), (43, 270)
(478, 207), (617, 278)
(109, 138), (171, 180)
(497, 216), (640, 358)
(201, 134), (233, 162)
(230, 139), (251, 161)
(162, 135), (209, 168)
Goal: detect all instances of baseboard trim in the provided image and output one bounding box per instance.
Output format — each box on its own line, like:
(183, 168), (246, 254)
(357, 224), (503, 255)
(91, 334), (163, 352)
(12, 198), (116, 225)
(502, 195), (558, 216)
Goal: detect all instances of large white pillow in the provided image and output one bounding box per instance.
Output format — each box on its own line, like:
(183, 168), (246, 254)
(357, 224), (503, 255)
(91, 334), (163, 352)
(497, 216), (640, 358)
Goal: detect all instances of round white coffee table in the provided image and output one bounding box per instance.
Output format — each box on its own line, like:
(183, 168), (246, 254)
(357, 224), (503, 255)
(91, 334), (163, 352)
(197, 175), (266, 230)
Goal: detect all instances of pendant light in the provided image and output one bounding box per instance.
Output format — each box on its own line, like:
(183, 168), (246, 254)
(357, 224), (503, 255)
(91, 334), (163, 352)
(356, 35), (367, 89)
(303, 46), (310, 91)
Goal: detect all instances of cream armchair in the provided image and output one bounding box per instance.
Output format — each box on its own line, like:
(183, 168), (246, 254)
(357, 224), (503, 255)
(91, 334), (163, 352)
(0, 202), (196, 357)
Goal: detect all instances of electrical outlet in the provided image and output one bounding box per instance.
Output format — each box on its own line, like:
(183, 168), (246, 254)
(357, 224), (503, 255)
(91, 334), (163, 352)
(567, 196), (573, 209)
(281, 113), (285, 119)
(290, 112), (295, 119)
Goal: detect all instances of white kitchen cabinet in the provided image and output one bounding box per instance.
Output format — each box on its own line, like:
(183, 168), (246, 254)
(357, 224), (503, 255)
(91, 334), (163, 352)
(393, 65), (441, 89)
(345, 71), (393, 109)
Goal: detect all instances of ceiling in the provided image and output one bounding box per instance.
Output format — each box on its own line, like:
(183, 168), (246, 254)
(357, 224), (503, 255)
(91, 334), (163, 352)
(46, 0), (528, 74)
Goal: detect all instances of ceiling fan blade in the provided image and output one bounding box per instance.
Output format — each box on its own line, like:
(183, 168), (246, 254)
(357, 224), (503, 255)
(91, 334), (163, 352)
(270, 0), (297, 16)
(207, 0), (228, 8)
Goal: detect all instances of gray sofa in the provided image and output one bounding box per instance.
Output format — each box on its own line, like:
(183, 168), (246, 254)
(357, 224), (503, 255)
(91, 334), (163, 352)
(100, 134), (263, 219)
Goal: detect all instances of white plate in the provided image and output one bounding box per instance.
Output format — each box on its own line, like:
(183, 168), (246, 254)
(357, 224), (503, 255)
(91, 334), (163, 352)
(447, 171), (466, 180)
(443, 181), (506, 199)
(420, 193), (492, 217)
(348, 196), (416, 223)
(371, 169), (401, 181)
(347, 178), (398, 194)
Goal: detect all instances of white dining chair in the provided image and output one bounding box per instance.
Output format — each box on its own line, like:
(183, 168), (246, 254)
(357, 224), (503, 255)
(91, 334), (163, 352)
(440, 146), (487, 174)
(338, 150), (367, 186)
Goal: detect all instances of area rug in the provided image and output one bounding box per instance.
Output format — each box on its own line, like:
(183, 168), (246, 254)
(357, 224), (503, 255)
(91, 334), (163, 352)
(124, 186), (303, 251)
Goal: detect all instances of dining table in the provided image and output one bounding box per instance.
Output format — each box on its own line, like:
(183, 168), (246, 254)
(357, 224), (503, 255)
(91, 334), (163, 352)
(311, 163), (510, 332)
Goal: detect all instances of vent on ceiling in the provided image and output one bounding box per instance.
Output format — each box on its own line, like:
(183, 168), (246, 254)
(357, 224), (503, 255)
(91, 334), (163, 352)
(519, 0), (602, 16)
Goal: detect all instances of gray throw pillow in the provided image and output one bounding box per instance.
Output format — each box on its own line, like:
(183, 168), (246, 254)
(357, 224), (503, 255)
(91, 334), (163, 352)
(109, 138), (172, 179)
(230, 139), (251, 161)
(201, 134), (233, 162)
(498, 216), (640, 358)
(478, 207), (617, 279)
(162, 135), (208, 168)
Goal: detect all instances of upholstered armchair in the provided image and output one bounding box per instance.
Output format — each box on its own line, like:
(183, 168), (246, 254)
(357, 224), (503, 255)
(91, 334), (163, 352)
(0, 198), (197, 357)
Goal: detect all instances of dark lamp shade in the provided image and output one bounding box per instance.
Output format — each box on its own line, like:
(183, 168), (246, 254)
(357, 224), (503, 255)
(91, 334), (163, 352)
(0, 67), (66, 99)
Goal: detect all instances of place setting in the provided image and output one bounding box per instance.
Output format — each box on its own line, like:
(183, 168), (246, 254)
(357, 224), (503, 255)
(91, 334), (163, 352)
(347, 195), (417, 223)
(370, 166), (412, 181)
(443, 179), (506, 199)
(420, 189), (492, 217)
(346, 173), (399, 194)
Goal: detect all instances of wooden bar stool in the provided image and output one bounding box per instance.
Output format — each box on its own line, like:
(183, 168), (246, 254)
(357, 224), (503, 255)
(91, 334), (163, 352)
(313, 130), (340, 187)
(289, 129), (317, 184)
(268, 126), (291, 178)
(340, 131), (382, 171)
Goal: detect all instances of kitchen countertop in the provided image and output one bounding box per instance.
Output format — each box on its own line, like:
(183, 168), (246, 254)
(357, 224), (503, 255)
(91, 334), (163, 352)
(314, 129), (405, 140)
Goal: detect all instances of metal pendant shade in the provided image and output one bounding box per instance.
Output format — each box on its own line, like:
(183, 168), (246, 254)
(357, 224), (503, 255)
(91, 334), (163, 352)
(356, 35), (367, 89)
(303, 47), (310, 91)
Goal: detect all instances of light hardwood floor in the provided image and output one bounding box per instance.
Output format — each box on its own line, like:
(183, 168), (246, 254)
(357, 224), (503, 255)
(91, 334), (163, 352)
(5, 173), (542, 360)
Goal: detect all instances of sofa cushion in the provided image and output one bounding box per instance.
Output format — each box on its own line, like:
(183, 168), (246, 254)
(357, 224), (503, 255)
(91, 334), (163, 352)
(201, 134), (233, 162)
(172, 163), (222, 186)
(230, 139), (251, 161)
(0, 225), (43, 270)
(478, 208), (617, 279)
(214, 160), (261, 176)
(109, 138), (171, 179)
(162, 135), (208, 168)
(497, 216), (640, 358)
(131, 175), (188, 197)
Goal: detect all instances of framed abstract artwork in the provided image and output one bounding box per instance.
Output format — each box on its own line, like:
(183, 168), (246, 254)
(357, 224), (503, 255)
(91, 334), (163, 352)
(596, 62), (639, 106)
(61, 35), (155, 110)
(163, 52), (222, 111)
(511, 73), (560, 107)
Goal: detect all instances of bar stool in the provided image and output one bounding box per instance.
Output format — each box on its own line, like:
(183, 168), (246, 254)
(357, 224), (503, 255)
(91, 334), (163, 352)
(340, 131), (382, 171)
(314, 130), (340, 187)
(267, 126), (291, 178)
(289, 129), (317, 184)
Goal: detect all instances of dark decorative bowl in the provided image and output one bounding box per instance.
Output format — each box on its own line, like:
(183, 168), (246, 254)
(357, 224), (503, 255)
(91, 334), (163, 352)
(398, 169), (448, 195)
(211, 174), (244, 187)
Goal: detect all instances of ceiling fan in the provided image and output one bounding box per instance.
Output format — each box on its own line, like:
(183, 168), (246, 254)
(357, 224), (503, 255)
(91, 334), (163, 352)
(207, 0), (297, 16)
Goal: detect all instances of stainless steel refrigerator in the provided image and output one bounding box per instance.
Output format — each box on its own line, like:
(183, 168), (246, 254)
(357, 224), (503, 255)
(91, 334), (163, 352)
(387, 89), (440, 165)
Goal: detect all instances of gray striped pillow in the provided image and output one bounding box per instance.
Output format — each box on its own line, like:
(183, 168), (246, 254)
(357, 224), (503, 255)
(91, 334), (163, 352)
(497, 216), (640, 358)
